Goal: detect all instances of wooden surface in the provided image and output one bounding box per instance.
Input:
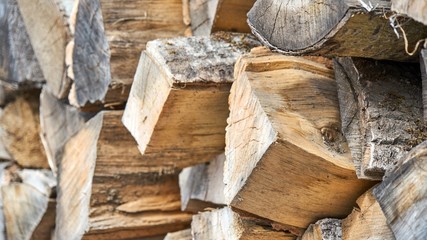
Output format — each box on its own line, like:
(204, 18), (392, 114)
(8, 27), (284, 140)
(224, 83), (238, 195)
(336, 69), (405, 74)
(421, 49), (427, 122)
(164, 229), (191, 240)
(123, 34), (259, 169)
(334, 57), (422, 180)
(187, 0), (218, 36)
(212, 0), (255, 33)
(225, 48), (373, 228)
(55, 111), (192, 239)
(179, 153), (226, 212)
(392, 0), (427, 25)
(374, 141), (427, 239)
(300, 219), (342, 240)
(247, 0), (427, 61)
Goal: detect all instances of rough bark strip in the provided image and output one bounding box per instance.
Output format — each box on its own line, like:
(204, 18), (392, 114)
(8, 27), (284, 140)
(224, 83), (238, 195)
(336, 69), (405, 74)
(247, 0), (427, 61)
(335, 57), (423, 180)
(421, 49), (427, 122)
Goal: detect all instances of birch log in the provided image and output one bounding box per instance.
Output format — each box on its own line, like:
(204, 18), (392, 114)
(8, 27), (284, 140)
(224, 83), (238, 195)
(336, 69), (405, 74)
(373, 141), (427, 239)
(247, 0), (427, 61)
(179, 153), (225, 212)
(122, 34), (259, 168)
(0, 0), (44, 88)
(225, 47), (373, 229)
(334, 57), (423, 180)
(392, 0), (427, 25)
(55, 111), (192, 240)
(192, 207), (296, 240)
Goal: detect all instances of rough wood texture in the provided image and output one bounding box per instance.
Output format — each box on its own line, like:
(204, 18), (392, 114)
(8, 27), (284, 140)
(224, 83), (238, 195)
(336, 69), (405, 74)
(212, 0), (255, 33)
(123, 34), (259, 169)
(0, 0), (44, 88)
(164, 229), (191, 240)
(179, 153), (225, 212)
(225, 47), (373, 228)
(192, 207), (296, 240)
(334, 57), (423, 180)
(187, 0), (218, 36)
(40, 87), (87, 174)
(55, 111), (192, 240)
(392, 0), (427, 25)
(421, 49), (427, 122)
(341, 187), (394, 240)
(300, 219), (342, 240)
(374, 141), (427, 239)
(247, 0), (427, 61)
(0, 93), (49, 168)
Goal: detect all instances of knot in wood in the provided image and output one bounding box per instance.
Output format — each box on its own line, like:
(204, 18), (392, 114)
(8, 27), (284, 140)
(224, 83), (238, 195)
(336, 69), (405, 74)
(320, 127), (339, 143)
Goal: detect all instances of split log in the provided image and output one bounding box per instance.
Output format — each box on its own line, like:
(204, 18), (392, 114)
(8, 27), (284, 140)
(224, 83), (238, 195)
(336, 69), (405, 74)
(164, 229), (191, 240)
(300, 219), (342, 240)
(179, 153), (225, 212)
(421, 49), (427, 122)
(184, 0), (218, 36)
(247, 0), (427, 61)
(373, 141), (427, 239)
(122, 34), (259, 168)
(55, 111), (192, 240)
(392, 0), (427, 25)
(192, 207), (296, 240)
(225, 47), (373, 228)
(334, 57), (423, 180)
(0, 92), (49, 168)
(16, 0), (187, 107)
(0, 0), (44, 88)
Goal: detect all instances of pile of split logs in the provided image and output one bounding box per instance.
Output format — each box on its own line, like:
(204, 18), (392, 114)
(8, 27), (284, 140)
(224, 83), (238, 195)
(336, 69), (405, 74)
(0, 0), (426, 239)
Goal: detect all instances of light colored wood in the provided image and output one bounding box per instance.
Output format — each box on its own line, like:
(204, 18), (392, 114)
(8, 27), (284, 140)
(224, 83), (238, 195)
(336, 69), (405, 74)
(300, 219), (342, 240)
(187, 0), (218, 36)
(0, 93), (49, 168)
(122, 34), (259, 169)
(55, 111), (192, 240)
(211, 0), (255, 33)
(0, 0), (44, 87)
(392, 0), (427, 25)
(342, 187), (394, 240)
(192, 207), (296, 240)
(373, 141), (427, 239)
(248, 0), (427, 61)
(164, 229), (191, 240)
(334, 57), (423, 180)
(225, 47), (374, 228)
(179, 153), (226, 212)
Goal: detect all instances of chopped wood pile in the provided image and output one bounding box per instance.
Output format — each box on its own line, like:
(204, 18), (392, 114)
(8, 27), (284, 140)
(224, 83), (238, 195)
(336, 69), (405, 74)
(0, 0), (426, 239)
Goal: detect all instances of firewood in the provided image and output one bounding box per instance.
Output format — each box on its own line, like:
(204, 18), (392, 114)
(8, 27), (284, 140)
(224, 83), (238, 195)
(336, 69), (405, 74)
(0, 0), (44, 88)
(421, 49), (427, 122)
(55, 111), (192, 239)
(0, 92), (49, 168)
(164, 229), (192, 240)
(334, 57), (423, 180)
(122, 33), (259, 169)
(373, 141), (427, 239)
(179, 153), (225, 212)
(192, 207), (296, 240)
(225, 47), (373, 229)
(392, 0), (427, 25)
(16, 0), (187, 107)
(247, 0), (427, 61)
(183, 0), (218, 36)
(300, 219), (342, 240)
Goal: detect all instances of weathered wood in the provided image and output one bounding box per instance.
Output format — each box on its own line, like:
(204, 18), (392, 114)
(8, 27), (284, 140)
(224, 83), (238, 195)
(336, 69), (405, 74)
(334, 57), (423, 180)
(247, 0), (427, 61)
(373, 141), (427, 239)
(192, 207), (296, 240)
(164, 229), (191, 240)
(392, 0), (427, 25)
(211, 0), (255, 33)
(55, 111), (192, 239)
(225, 47), (373, 228)
(40, 87), (87, 174)
(0, 92), (49, 168)
(0, 0), (44, 88)
(300, 219), (342, 240)
(179, 153), (225, 212)
(122, 34), (259, 169)
(186, 0), (218, 36)
(421, 49), (427, 122)
(341, 187), (394, 240)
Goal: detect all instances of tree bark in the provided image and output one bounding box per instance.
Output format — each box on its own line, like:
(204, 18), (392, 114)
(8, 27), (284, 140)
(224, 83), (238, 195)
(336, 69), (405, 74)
(225, 47), (374, 228)
(334, 57), (423, 180)
(373, 141), (427, 239)
(247, 0), (427, 61)
(421, 49), (427, 122)
(122, 33), (259, 169)
(300, 219), (342, 240)
(392, 0), (427, 25)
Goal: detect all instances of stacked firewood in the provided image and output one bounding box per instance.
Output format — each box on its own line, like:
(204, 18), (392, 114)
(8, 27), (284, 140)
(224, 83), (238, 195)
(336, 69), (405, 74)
(0, 0), (426, 239)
